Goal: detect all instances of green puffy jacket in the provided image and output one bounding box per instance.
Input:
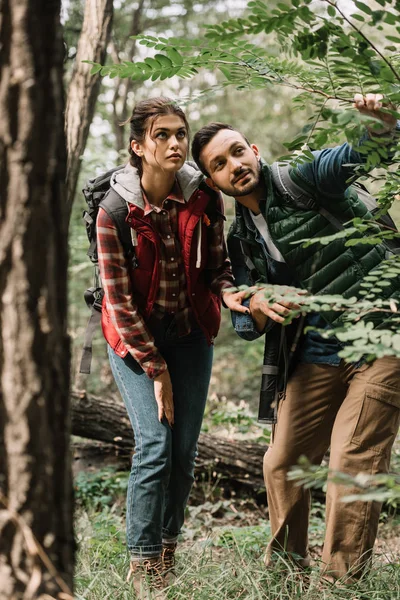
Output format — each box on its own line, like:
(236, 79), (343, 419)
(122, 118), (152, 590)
(229, 155), (400, 329)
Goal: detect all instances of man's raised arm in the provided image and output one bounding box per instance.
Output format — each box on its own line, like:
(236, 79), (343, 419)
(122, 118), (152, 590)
(293, 93), (399, 199)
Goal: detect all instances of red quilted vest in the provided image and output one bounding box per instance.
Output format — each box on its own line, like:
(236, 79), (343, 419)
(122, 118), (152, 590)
(101, 187), (221, 358)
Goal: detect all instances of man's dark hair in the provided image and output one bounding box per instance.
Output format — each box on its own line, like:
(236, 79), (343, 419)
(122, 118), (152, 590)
(191, 122), (250, 176)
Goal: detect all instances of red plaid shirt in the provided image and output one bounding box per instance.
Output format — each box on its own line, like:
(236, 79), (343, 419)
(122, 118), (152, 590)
(97, 183), (233, 379)
(142, 184), (191, 334)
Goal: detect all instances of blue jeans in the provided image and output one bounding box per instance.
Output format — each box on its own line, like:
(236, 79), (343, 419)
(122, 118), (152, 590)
(108, 315), (213, 557)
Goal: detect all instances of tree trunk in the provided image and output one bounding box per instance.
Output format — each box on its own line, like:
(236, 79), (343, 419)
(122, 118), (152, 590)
(0, 1), (73, 597)
(71, 391), (267, 493)
(65, 0), (113, 213)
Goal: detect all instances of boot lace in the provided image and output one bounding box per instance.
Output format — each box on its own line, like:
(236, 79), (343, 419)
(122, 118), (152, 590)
(162, 545), (176, 572)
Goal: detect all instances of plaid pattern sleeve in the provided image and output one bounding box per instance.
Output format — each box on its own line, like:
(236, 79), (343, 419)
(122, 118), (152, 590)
(96, 208), (167, 379)
(205, 195), (235, 296)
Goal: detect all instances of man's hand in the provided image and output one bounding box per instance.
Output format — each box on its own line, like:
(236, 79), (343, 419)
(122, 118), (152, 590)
(153, 369), (174, 427)
(353, 93), (397, 135)
(249, 289), (304, 332)
(222, 289), (253, 314)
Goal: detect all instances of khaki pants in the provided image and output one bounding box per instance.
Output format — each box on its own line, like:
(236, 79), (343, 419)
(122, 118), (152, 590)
(263, 356), (400, 580)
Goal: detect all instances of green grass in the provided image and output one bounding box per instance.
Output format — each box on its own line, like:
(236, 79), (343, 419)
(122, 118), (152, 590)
(74, 499), (400, 600)
(73, 429), (400, 599)
(73, 429), (400, 598)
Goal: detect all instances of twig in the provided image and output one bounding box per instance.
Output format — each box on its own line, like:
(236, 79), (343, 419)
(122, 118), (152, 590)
(306, 98), (328, 145)
(0, 492), (73, 599)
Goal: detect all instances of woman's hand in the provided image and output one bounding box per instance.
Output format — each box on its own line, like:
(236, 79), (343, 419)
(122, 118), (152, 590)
(222, 289), (253, 314)
(153, 370), (174, 427)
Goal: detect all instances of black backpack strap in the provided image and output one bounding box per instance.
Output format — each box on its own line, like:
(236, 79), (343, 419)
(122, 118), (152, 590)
(271, 161), (400, 255)
(80, 190), (135, 375)
(271, 162), (318, 211)
(79, 287), (104, 374)
(271, 162), (346, 231)
(240, 240), (259, 285)
(100, 188), (134, 258)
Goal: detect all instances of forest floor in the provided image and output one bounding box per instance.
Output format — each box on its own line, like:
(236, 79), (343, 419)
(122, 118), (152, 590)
(74, 487), (400, 600)
(73, 401), (400, 600)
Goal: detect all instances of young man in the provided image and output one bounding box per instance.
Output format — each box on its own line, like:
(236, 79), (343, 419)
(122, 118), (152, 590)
(191, 94), (400, 582)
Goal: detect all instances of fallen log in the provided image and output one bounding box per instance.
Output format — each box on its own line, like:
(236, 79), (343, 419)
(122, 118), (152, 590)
(71, 390), (267, 496)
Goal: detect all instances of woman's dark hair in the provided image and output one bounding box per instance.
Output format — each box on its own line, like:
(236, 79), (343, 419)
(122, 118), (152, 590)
(191, 122), (250, 176)
(124, 97), (190, 174)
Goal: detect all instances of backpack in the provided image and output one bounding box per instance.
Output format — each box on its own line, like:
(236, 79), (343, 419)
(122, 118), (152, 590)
(79, 165), (219, 374)
(80, 166), (134, 374)
(271, 162), (400, 254)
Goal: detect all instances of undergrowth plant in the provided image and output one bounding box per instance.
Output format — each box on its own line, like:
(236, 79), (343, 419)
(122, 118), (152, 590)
(289, 455), (400, 505)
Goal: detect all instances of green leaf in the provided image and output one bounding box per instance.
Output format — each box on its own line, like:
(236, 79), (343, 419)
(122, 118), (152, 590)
(154, 54), (173, 68)
(384, 12), (397, 25)
(90, 64), (102, 75)
(166, 47), (184, 66)
(219, 66), (234, 81)
(144, 57), (161, 69)
(354, 1), (372, 15)
(327, 5), (336, 17)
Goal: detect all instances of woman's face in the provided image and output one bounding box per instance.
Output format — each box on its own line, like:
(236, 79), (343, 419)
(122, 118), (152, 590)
(132, 114), (188, 174)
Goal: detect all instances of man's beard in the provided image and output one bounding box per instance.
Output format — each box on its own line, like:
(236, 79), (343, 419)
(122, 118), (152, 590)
(230, 175), (260, 197)
(219, 161), (262, 198)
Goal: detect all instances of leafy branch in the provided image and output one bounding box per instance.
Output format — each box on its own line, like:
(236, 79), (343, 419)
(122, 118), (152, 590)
(288, 456), (400, 506)
(231, 258), (400, 362)
(323, 0), (400, 83)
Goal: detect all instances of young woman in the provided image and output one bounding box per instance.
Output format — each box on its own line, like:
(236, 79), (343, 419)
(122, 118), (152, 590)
(96, 97), (246, 593)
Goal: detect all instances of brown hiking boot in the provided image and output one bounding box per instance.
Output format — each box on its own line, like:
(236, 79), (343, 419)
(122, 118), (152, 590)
(126, 556), (165, 598)
(162, 542), (177, 585)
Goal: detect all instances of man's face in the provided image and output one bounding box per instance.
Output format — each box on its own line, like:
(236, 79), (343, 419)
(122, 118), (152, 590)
(199, 129), (261, 197)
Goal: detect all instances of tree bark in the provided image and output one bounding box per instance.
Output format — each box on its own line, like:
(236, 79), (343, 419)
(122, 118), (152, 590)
(0, 1), (73, 598)
(65, 0), (113, 213)
(71, 391), (267, 493)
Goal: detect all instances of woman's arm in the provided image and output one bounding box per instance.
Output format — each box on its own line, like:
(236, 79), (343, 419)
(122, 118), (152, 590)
(98, 208), (174, 425)
(204, 195), (235, 296)
(97, 208), (167, 380)
(203, 194), (251, 314)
